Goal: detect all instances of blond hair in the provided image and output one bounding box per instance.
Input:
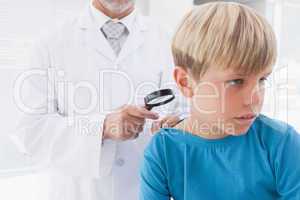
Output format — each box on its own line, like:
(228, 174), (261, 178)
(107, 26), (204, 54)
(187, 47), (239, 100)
(172, 2), (277, 80)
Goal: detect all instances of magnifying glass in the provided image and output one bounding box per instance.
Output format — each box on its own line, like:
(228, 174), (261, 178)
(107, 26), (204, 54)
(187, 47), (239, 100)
(144, 89), (175, 110)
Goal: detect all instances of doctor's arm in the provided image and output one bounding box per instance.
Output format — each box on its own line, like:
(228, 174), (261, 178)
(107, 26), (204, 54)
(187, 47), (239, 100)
(8, 39), (114, 178)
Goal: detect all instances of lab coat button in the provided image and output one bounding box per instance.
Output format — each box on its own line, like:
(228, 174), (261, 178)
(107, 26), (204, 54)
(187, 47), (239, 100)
(115, 158), (125, 166)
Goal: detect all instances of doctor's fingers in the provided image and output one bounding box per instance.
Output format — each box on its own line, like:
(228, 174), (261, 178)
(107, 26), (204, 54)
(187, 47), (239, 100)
(124, 114), (146, 126)
(124, 105), (159, 120)
(151, 121), (161, 134)
(105, 118), (143, 139)
(123, 118), (145, 133)
(161, 115), (181, 128)
(121, 123), (143, 140)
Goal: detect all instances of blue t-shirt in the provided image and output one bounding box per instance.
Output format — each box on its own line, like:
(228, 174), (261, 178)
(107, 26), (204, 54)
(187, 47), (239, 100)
(140, 115), (300, 200)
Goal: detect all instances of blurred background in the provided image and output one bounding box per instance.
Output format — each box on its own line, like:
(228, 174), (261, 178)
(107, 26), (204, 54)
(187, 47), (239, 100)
(0, 0), (299, 199)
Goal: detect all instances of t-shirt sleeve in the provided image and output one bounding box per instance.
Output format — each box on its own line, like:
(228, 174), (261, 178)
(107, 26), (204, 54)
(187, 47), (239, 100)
(273, 126), (300, 199)
(139, 133), (170, 200)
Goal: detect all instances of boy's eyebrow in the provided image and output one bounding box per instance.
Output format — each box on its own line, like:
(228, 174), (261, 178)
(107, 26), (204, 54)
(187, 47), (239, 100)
(261, 70), (273, 77)
(264, 72), (272, 76)
(266, 71), (273, 76)
(225, 70), (273, 78)
(225, 73), (248, 77)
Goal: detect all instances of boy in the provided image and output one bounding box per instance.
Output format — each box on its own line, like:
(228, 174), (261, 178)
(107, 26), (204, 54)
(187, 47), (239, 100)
(140, 2), (300, 200)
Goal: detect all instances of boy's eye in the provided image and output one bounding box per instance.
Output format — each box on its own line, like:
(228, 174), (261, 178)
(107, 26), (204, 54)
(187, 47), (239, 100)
(226, 79), (244, 86)
(259, 77), (269, 84)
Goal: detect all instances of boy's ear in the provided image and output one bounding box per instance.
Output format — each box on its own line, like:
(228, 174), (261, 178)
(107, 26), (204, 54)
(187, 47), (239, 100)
(173, 66), (194, 98)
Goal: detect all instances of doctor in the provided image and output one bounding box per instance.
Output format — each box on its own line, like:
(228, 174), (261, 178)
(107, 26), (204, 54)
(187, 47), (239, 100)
(11, 0), (184, 199)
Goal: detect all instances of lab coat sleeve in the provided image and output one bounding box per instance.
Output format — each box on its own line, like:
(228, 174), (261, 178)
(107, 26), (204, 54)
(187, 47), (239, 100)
(9, 39), (116, 178)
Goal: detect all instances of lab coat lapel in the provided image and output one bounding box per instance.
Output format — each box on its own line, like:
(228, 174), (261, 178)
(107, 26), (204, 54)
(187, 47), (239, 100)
(117, 15), (148, 61)
(88, 28), (116, 62)
(77, 7), (116, 62)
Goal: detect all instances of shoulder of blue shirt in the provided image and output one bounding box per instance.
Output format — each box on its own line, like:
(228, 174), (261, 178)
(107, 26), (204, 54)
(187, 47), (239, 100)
(144, 114), (300, 157)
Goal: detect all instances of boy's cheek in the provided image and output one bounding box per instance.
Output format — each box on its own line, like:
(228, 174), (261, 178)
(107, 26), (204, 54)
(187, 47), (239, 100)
(192, 98), (217, 114)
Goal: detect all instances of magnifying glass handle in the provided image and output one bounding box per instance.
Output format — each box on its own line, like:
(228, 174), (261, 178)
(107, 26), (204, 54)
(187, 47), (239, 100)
(145, 104), (153, 110)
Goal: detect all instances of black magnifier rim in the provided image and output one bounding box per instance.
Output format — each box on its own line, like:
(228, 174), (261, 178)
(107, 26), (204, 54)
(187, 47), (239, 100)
(144, 89), (175, 109)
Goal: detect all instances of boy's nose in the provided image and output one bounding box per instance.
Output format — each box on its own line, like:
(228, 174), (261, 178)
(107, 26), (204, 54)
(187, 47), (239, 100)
(242, 84), (262, 106)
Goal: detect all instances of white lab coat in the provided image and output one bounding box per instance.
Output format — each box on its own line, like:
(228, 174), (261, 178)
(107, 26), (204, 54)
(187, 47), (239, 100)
(10, 5), (185, 200)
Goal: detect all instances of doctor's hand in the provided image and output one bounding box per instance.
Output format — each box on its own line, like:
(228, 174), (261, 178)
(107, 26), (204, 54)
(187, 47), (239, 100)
(151, 115), (181, 134)
(102, 105), (159, 141)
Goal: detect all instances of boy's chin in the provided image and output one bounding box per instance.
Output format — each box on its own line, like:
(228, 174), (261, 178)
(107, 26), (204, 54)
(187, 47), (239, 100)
(227, 124), (252, 136)
(221, 116), (256, 136)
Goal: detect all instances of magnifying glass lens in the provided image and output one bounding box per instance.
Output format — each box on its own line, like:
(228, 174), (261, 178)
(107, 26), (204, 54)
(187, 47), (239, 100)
(144, 89), (175, 110)
(147, 95), (173, 105)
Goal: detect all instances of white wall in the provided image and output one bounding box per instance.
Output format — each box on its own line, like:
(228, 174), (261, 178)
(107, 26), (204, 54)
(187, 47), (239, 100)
(0, 1), (90, 199)
(149, 0), (193, 31)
